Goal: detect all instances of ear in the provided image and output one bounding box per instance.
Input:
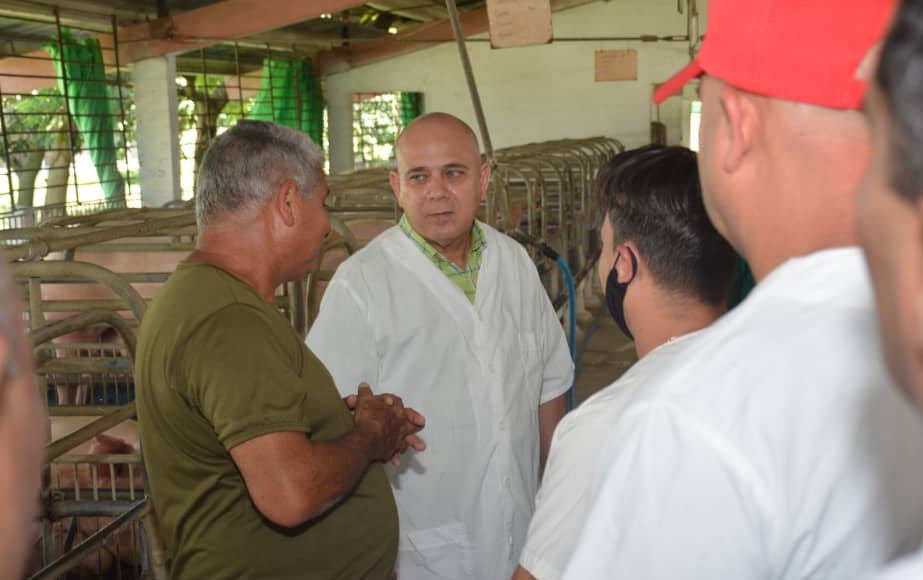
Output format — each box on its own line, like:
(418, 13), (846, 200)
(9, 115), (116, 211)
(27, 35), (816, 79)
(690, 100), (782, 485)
(856, 41), (882, 82)
(389, 170), (404, 208)
(478, 162), (491, 201)
(614, 243), (638, 284)
(271, 179), (299, 227)
(718, 83), (759, 174)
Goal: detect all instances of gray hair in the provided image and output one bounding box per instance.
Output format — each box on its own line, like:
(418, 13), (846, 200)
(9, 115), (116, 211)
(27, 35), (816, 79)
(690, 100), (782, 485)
(196, 120), (325, 226)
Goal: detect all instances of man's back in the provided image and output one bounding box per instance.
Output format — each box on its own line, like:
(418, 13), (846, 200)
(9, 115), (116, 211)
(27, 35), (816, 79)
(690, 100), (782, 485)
(563, 248), (923, 579)
(521, 329), (706, 579)
(136, 263), (397, 579)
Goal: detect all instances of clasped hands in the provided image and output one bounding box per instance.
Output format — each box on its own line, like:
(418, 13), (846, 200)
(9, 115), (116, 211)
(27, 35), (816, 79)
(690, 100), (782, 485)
(344, 383), (426, 466)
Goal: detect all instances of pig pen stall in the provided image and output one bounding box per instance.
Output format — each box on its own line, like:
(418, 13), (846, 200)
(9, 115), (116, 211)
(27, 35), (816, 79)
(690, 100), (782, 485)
(4, 206), (356, 579)
(0, 134), (616, 579)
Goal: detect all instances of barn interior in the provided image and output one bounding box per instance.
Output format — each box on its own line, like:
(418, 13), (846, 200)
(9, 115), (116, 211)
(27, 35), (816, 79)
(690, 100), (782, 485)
(0, 0), (701, 577)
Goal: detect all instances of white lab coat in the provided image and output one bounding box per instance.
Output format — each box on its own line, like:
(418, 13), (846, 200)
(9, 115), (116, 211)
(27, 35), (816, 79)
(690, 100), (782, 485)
(561, 248), (923, 580)
(307, 222), (573, 580)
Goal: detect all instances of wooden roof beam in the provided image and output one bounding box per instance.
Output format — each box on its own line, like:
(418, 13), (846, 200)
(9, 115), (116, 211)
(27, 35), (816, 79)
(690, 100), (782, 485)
(318, 0), (599, 73)
(116, 0), (371, 62)
(318, 7), (487, 73)
(0, 35), (116, 95)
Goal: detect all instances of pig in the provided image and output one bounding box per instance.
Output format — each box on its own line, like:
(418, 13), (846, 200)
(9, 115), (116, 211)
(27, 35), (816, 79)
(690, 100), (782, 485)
(27, 417), (145, 578)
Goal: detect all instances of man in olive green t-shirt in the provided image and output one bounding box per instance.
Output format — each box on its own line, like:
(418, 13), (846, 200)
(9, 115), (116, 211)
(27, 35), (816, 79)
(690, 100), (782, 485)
(135, 120), (425, 580)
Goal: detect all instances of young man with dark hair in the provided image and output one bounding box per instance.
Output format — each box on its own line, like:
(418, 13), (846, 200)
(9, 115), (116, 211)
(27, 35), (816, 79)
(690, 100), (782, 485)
(857, 1), (923, 578)
(562, 1), (923, 578)
(514, 145), (736, 580)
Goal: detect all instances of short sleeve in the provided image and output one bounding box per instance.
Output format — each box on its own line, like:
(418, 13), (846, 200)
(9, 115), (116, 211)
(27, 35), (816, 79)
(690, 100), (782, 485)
(561, 402), (772, 580)
(180, 304), (313, 451)
(520, 414), (593, 579)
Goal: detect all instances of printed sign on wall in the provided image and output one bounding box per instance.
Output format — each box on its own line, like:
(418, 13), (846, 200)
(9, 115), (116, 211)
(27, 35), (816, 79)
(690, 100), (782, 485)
(595, 49), (639, 81)
(487, 0), (553, 49)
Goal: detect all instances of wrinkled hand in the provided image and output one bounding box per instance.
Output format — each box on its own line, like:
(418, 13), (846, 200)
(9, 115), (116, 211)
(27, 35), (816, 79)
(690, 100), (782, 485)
(352, 383), (426, 466)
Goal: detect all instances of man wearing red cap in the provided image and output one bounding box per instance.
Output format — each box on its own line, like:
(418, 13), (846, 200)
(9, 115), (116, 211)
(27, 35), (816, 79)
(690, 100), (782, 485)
(559, 1), (923, 579)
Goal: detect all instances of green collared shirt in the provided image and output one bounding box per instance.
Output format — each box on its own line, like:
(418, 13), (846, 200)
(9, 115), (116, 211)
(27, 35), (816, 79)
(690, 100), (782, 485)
(398, 214), (486, 304)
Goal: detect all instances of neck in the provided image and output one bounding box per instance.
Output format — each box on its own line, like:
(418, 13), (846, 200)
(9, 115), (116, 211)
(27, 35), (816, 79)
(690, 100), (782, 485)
(741, 108), (866, 282)
(633, 294), (726, 359)
(741, 188), (858, 282)
(189, 221), (281, 302)
(432, 234), (472, 268)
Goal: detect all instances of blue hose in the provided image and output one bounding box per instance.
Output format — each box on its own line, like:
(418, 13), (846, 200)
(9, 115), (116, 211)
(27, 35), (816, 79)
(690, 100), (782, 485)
(553, 255), (577, 411)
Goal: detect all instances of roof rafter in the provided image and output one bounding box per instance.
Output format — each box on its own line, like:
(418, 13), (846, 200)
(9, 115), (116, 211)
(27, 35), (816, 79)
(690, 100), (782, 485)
(318, 0), (597, 73)
(116, 0), (371, 62)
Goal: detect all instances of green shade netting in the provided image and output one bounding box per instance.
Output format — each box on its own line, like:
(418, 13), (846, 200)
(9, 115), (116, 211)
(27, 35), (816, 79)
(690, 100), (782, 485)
(250, 59), (325, 147)
(399, 92), (422, 127)
(44, 30), (125, 204)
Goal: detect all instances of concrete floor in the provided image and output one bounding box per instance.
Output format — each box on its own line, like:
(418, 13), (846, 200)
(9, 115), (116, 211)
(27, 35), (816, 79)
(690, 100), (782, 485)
(572, 291), (638, 406)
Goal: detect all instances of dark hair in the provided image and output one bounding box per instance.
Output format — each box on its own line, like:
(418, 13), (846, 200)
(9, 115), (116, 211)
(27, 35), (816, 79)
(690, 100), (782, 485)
(597, 145), (736, 306)
(877, 0), (923, 200)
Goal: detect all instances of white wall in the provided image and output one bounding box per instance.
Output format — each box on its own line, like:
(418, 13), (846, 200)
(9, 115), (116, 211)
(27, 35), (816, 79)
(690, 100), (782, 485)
(325, 0), (708, 172)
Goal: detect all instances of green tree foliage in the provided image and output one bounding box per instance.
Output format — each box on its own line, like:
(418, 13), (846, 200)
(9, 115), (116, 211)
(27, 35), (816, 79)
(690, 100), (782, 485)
(353, 93), (401, 169)
(0, 89), (70, 209)
(177, 74), (230, 178)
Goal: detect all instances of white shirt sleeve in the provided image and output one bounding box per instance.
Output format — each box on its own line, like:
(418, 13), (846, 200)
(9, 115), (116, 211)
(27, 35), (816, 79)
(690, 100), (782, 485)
(520, 414), (590, 579)
(561, 401), (772, 580)
(305, 276), (380, 398)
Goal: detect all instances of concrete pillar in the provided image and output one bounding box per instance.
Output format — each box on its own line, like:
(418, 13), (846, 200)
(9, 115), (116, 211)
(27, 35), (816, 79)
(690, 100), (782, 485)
(326, 83), (354, 174)
(133, 56), (181, 207)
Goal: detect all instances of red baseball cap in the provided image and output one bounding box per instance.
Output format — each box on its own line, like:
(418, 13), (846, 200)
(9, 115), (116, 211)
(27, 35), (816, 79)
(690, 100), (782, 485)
(653, 0), (897, 108)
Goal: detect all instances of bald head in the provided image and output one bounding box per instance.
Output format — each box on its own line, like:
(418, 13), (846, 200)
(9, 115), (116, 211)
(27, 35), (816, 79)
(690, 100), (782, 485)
(388, 111), (490, 255)
(395, 113), (481, 167)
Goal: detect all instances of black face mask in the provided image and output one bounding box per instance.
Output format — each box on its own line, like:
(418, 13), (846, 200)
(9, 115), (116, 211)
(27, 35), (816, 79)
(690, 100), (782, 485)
(605, 248), (638, 340)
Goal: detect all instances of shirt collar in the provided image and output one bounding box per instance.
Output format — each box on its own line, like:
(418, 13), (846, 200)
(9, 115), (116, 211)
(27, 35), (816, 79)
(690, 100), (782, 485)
(398, 214), (486, 259)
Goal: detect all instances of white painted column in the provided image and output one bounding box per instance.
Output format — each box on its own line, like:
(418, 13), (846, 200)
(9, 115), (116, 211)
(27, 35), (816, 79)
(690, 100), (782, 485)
(133, 56), (181, 207)
(326, 80), (354, 174)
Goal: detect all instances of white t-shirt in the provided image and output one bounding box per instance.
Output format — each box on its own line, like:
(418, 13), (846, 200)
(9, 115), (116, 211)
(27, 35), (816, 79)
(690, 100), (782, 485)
(307, 223), (573, 580)
(561, 248), (923, 580)
(520, 330), (704, 580)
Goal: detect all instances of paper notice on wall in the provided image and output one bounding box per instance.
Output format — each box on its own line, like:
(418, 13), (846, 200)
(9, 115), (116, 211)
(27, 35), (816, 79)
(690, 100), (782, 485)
(595, 49), (638, 81)
(486, 0), (553, 49)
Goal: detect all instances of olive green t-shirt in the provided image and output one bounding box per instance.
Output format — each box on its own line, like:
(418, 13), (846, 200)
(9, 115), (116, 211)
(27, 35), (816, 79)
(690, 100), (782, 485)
(135, 262), (397, 580)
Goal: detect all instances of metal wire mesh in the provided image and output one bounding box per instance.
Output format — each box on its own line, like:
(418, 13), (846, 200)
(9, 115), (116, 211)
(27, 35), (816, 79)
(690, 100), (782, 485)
(352, 91), (422, 169)
(0, 8), (138, 229)
(176, 44), (328, 199)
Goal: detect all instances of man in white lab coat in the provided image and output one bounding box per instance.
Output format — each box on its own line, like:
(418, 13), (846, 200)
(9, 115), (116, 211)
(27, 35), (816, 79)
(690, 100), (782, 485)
(561, 0), (923, 579)
(858, 1), (923, 578)
(307, 112), (573, 580)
